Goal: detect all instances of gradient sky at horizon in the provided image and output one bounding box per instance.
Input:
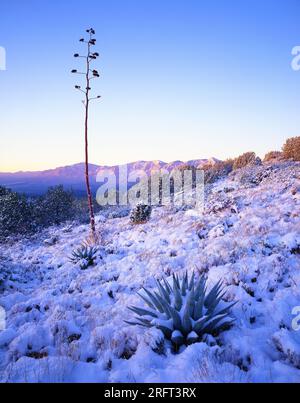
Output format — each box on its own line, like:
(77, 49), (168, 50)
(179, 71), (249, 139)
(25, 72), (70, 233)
(0, 0), (300, 172)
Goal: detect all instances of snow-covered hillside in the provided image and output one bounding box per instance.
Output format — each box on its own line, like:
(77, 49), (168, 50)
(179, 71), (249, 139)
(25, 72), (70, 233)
(0, 161), (299, 383)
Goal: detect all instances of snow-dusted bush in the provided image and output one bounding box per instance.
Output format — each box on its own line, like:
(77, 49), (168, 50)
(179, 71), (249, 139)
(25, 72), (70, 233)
(233, 152), (261, 170)
(204, 160), (234, 184)
(282, 136), (300, 161)
(33, 186), (75, 227)
(238, 166), (273, 187)
(273, 329), (300, 370)
(126, 273), (236, 351)
(69, 244), (98, 270)
(108, 207), (130, 220)
(0, 187), (33, 239)
(130, 203), (152, 224)
(264, 151), (283, 162)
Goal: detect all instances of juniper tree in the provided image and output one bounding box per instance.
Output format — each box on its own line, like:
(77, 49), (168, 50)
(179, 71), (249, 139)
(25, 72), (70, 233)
(72, 28), (101, 242)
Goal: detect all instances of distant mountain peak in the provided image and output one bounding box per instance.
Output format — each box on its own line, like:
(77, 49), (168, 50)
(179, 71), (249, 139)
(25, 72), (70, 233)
(0, 158), (219, 195)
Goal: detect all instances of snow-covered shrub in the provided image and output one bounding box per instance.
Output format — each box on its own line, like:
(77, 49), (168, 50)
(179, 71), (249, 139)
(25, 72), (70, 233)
(233, 152), (261, 170)
(108, 207), (130, 220)
(273, 329), (300, 369)
(238, 166), (273, 187)
(282, 136), (300, 161)
(203, 160), (234, 184)
(0, 187), (33, 239)
(130, 203), (152, 224)
(264, 151), (283, 162)
(126, 273), (236, 350)
(69, 245), (98, 270)
(0, 185), (99, 240)
(33, 185), (75, 228)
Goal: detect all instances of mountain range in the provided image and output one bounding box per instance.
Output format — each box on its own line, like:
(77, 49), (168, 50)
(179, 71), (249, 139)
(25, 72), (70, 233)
(0, 159), (219, 195)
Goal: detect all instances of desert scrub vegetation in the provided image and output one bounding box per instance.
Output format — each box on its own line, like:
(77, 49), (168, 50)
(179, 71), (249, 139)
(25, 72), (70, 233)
(233, 152), (261, 170)
(0, 185), (102, 241)
(33, 186), (76, 227)
(203, 160), (234, 184)
(130, 203), (152, 224)
(126, 273), (236, 351)
(0, 186), (33, 239)
(282, 136), (300, 161)
(264, 151), (284, 162)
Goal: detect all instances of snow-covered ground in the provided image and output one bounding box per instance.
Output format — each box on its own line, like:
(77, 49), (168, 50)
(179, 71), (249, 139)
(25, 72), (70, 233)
(0, 161), (299, 383)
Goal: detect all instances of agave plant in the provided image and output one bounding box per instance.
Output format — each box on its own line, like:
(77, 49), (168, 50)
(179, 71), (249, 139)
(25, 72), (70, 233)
(69, 244), (98, 270)
(126, 273), (236, 348)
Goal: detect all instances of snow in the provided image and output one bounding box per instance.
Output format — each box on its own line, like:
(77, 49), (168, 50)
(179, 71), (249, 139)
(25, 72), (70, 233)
(0, 161), (299, 383)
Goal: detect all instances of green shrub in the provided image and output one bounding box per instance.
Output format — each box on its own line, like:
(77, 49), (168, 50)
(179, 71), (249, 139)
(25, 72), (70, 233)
(0, 187), (33, 238)
(203, 160), (234, 184)
(126, 273), (236, 350)
(282, 137), (300, 161)
(264, 151), (283, 162)
(69, 244), (98, 270)
(130, 203), (152, 224)
(233, 152), (260, 170)
(0, 185), (102, 241)
(33, 186), (75, 227)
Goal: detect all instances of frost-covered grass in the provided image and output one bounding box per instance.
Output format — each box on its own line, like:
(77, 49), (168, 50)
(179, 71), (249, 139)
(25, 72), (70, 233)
(0, 161), (299, 383)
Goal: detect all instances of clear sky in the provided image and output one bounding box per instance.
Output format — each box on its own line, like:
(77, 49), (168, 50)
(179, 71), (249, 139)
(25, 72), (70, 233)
(0, 0), (300, 172)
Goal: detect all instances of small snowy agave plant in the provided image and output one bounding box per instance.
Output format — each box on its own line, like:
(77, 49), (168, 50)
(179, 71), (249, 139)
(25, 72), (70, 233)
(69, 245), (98, 270)
(126, 273), (236, 349)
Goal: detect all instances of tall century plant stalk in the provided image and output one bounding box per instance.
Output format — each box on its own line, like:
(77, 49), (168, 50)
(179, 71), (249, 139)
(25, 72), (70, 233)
(72, 28), (101, 242)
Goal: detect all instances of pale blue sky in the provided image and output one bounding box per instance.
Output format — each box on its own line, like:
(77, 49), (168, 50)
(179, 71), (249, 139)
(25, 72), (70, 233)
(0, 0), (300, 171)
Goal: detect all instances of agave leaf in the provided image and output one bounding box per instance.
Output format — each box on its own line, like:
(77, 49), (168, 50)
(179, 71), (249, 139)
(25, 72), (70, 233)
(171, 331), (184, 347)
(128, 306), (158, 318)
(124, 319), (152, 328)
(206, 291), (226, 315)
(173, 278), (183, 311)
(199, 313), (229, 336)
(173, 274), (180, 289)
(183, 285), (195, 318)
(194, 276), (206, 301)
(156, 280), (171, 304)
(205, 281), (223, 308)
(193, 316), (209, 334)
(214, 301), (238, 317)
(189, 285), (195, 317)
(187, 331), (199, 345)
(151, 322), (173, 339)
(153, 291), (172, 319)
(142, 287), (164, 313)
(181, 271), (188, 296)
(193, 299), (203, 321)
(213, 319), (235, 334)
(158, 326), (172, 339)
(182, 313), (192, 335)
(134, 317), (153, 327)
(137, 292), (156, 310)
(163, 277), (172, 295)
(182, 301), (193, 335)
(189, 272), (195, 291)
(168, 305), (184, 332)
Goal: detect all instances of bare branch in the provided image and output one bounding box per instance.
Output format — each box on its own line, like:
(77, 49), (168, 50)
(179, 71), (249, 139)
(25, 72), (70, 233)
(89, 95), (101, 101)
